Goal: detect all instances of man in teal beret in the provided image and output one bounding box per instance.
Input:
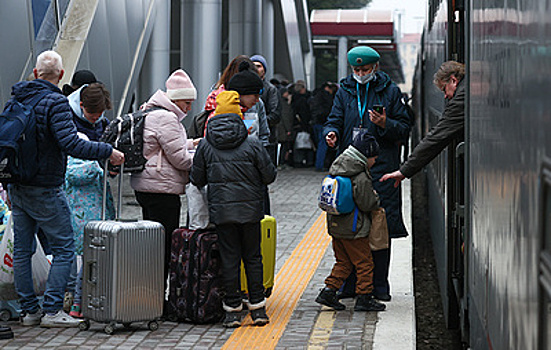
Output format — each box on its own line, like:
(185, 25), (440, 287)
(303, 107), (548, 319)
(323, 45), (412, 303)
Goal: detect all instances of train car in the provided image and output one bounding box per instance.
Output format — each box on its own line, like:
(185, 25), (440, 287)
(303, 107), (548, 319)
(413, 0), (551, 349)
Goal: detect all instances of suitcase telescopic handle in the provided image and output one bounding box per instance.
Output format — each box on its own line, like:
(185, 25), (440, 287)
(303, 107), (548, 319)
(102, 160), (125, 221)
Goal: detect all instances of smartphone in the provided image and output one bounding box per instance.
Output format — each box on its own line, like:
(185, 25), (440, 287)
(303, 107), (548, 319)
(373, 105), (384, 114)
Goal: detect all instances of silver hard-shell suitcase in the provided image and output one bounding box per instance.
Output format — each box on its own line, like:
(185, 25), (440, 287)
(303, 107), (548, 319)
(79, 163), (164, 334)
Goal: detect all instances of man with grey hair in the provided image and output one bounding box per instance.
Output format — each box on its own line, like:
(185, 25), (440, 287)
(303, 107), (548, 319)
(6, 50), (124, 328)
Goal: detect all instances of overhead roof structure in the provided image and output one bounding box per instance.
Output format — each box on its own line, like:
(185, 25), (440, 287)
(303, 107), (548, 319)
(310, 9), (404, 84)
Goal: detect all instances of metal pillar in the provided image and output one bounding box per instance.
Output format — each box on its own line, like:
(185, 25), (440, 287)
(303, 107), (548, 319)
(261, 0), (274, 80)
(139, 0), (170, 107)
(229, 0), (262, 61)
(337, 36), (349, 81)
(181, 0), (222, 114)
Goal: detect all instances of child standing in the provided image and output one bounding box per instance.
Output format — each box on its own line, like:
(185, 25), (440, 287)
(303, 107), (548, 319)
(315, 130), (386, 312)
(190, 90), (277, 328)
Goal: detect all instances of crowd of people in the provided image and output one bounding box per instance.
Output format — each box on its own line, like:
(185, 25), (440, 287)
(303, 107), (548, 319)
(1, 44), (463, 333)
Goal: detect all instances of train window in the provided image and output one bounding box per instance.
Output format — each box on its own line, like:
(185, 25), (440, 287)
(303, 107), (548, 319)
(539, 159), (551, 349)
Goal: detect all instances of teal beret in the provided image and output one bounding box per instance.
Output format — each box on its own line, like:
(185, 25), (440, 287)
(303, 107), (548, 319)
(347, 46), (380, 66)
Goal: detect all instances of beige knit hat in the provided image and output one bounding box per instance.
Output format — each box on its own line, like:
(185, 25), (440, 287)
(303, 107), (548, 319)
(166, 69), (197, 101)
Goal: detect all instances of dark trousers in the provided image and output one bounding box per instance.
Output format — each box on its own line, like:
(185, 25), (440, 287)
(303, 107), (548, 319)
(216, 222), (264, 308)
(135, 191), (181, 293)
(340, 240), (391, 296)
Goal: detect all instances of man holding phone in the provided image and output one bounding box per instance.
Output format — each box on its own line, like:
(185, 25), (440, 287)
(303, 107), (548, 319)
(323, 46), (412, 302)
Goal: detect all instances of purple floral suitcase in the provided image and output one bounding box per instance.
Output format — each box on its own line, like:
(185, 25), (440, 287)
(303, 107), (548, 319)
(167, 228), (223, 323)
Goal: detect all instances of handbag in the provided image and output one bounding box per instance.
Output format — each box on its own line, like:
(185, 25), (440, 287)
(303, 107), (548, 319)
(369, 208), (389, 251)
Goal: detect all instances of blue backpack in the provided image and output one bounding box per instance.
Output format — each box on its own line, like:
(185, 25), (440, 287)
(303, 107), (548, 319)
(318, 175), (356, 215)
(0, 92), (48, 183)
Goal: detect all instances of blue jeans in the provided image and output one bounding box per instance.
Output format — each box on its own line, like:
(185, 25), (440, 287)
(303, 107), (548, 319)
(8, 184), (75, 314)
(313, 123), (328, 170)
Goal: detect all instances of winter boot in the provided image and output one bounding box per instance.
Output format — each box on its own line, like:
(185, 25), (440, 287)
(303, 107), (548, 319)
(222, 302), (243, 328)
(246, 299), (269, 326)
(315, 287), (345, 310)
(354, 294), (386, 312)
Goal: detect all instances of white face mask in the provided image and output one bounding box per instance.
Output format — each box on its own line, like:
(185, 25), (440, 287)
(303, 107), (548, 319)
(353, 72), (375, 84)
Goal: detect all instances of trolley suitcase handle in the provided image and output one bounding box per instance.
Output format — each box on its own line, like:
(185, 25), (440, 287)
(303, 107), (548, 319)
(102, 161), (124, 221)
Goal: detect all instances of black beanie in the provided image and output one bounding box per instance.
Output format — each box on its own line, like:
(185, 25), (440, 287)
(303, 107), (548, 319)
(227, 61), (263, 95)
(352, 130), (379, 158)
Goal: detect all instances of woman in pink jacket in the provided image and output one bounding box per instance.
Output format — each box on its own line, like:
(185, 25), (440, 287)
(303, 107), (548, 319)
(130, 69), (199, 304)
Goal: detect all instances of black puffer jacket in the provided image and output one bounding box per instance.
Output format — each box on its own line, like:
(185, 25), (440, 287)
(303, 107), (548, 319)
(190, 113), (277, 225)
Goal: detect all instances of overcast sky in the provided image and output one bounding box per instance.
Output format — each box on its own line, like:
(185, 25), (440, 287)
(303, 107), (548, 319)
(366, 0), (427, 33)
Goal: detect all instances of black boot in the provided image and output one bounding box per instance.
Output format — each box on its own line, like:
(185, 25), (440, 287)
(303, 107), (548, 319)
(315, 287), (345, 310)
(0, 325), (13, 340)
(354, 294), (386, 312)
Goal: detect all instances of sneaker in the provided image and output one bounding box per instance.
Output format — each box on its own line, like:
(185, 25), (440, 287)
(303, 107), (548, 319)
(63, 292), (74, 313)
(21, 310), (43, 326)
(336, 290), (356, 300)
(222, 312), (242, 328)
(354, 294), (386, 312)
(69, 304), (82, 318)
(40, 310), (82, 328)
(250, 307), (269, 326)
(315, 287), (345, 310)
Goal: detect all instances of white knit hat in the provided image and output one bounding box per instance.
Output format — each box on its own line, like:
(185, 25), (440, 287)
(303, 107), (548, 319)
(165, 69), (197, 101)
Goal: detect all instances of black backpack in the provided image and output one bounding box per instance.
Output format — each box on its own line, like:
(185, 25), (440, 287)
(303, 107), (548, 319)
(100, 107), (165, 173)
(186, 110), (211, 139)
(0, 92), (49, 183)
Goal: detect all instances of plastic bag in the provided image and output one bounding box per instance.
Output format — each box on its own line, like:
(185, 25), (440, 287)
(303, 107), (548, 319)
(0, 214), (51, 300)
(186, 183), (209, 230)
(294, 131), (314, 150)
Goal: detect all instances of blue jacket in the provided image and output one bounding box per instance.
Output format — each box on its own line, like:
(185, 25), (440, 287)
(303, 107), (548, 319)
(324, 72), (411, 238)
(11, 79), (113, 187)
(67, 85), (109, 141)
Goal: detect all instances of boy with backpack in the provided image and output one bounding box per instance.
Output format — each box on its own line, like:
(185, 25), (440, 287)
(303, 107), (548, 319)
(315, 130), (386, 312)
(190, 89), (277, 328)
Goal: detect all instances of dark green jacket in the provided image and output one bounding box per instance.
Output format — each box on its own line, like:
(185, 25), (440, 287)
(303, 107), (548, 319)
(326, 146), (380, 239)
(400, 79), (465, 178)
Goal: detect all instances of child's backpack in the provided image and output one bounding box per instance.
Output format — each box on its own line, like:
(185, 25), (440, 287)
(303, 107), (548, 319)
(0, 92), (49, 183)
(318, 175), (356, 215)
(100, 107), (165, 173)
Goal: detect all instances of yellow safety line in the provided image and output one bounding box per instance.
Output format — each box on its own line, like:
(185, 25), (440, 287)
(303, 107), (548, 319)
(222, 213), (330, 350)
(307, 310), (337, 350)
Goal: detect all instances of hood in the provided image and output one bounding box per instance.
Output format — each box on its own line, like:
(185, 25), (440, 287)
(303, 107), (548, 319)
(329, 146), (369, 177)
(142, 89), (187, 121)
(11, 79), (60, 103)
(66, 84), (107, 125)
(339, 71), (392, 96)
(206, 113), (248, 150)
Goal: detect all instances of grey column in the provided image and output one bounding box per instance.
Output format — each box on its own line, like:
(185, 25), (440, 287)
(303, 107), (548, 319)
(229, 0), (262, 60)
(181, 0), (222, 115)
(337, 36), (348, 81)
(261, 0), (274, 80)
(139, 0), (170, 106)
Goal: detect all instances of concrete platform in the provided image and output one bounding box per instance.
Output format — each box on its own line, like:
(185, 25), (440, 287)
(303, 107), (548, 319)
(0, 167), (415, 349)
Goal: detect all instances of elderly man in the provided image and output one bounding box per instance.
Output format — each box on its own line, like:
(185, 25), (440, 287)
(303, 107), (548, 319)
(324, 46), (411, 302)
(7, 51), (124, 328)
(381, 61), (466, 186)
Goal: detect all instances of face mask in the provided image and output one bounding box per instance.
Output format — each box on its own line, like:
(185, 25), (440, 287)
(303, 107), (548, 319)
(353, 72), (375, 84)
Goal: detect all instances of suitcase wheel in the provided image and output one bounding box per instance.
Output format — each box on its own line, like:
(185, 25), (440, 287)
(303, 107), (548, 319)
(148, 320), (159, 331)
(0, 310), (11, 322)
(104, 322), (116, 335)
(78, 320), (90, 331)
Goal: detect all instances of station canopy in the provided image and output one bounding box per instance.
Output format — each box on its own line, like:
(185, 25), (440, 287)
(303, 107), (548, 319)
(310, 9), (404, 83)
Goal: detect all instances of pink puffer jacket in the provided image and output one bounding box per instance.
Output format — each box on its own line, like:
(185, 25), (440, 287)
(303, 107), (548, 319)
(130, 90), (194, 195)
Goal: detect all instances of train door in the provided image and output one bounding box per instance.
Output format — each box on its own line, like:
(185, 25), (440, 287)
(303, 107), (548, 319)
(446, 0), (467, 334)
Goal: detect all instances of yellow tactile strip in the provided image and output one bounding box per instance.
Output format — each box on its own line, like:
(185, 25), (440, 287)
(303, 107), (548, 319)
(222, 213), (330, 350)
